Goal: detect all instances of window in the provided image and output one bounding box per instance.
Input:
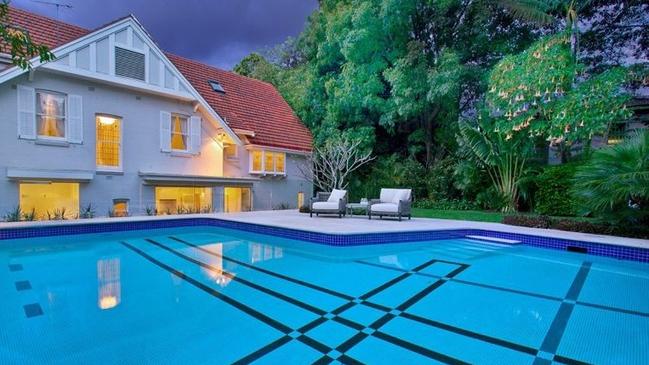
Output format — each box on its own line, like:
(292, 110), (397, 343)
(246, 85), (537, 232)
(224, 187), (252, 213)
(19, 182), (79, 220)
(224, 144), (238, 159)
(251, 150), (263, 172)
(171, 114), (189, 151)
(249, 150), (286, 174)
(297, 192), (305, 209)
(155, 187), (212, 214)
(112, 199), (129, 217)
(208, 80), (225, 93)
(36, 90), (66, 139)
(96, 115), (122, 169)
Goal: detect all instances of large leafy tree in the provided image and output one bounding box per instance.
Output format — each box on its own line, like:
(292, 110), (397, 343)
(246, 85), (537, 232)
(0, 1), (54, 69)
(485, 33), (631, 161)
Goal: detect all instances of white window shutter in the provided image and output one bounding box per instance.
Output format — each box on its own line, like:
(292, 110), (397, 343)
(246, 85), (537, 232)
(190, 116), (201, 154)
(67, 94), (83, 143)
(17, 85), (36, 139)
(160, 111), (171, 152)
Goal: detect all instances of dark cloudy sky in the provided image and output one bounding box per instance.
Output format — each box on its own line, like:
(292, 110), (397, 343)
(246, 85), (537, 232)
(11, 0), (318, 69)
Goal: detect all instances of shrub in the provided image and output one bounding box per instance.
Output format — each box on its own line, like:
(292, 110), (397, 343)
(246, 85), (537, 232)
(79, 204), (95, 219)
(22, 208), (36, 221)
(273, 202), (291, 210)
(413, 198), (478, 211)
(502, 214), (551, 228)
(535, 163), (580, 216)
(503, 215), (649, 239)
(573, 131), (649, 224)
(46, 208), (67, 220)
(3, 206), (22, 222)
(475, 187), (507, 211)
(299, 205), (311, 213)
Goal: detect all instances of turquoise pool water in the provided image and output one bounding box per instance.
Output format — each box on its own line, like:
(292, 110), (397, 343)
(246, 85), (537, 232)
(0, 227), (647, 364)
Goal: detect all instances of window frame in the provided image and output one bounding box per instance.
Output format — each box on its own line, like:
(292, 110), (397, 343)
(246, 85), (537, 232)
(248, 150), (287, 175)
(35, 89), (67, 141)
(170, 113), (190, 152)
(95, 114), (123, 172)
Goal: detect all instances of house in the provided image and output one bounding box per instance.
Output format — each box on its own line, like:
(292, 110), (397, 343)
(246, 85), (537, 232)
(0, 7), (313, 219)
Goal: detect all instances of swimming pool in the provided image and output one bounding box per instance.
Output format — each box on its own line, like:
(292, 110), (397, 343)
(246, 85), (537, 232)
(1, 226), (647, 364)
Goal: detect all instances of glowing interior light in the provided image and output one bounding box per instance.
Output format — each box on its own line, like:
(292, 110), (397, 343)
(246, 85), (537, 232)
(98, 116), (117, 125)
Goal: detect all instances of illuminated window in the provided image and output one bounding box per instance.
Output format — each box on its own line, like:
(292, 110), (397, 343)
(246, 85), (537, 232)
(96, 115), (121, 168)
(19, 182), (79, 220)
(36, 90), (66, 139)
(265, 152), (275, 172)
(112, 199), (128, 217)
(249, 150), (286, 174)
(251, 150), (263, 172)
(155, 187), (212, 214)
(224, 144), (238, 159)
(275, 153), (285, 173)
(224, 187), (252, 213)
(297, 192), (304, 209)
(171, 114), (189, 151)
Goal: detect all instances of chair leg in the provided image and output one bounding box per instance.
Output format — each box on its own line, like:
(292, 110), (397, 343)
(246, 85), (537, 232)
(398, 215), (402, 221)
(408, 215), (411, 220)
(310, 211), (313, 218)
(368, 212), (371, 220)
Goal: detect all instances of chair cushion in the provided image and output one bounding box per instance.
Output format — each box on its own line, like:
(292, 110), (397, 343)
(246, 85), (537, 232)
(391, 189), (412, 204)
(380, 188), (412, 203)
(379, 189), (398, 203)
(327, 189), (347, 203)
(312, 202), (339, 210)
(370, 203), (398, 213)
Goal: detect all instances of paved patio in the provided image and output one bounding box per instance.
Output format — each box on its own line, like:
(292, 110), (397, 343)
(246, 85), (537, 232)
(1, 210), (648, 249)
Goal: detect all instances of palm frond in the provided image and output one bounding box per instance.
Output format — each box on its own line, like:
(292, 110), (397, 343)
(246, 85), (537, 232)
(495, 0), (557, 24)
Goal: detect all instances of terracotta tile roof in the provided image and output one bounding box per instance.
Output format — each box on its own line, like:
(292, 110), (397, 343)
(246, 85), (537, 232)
(3, 6), (313, 152)
(4, 7), (89, 50)
(168, 54), (312, 152)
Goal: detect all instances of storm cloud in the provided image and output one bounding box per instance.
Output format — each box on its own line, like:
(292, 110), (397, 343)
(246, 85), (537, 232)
(12, 0), (318, 69)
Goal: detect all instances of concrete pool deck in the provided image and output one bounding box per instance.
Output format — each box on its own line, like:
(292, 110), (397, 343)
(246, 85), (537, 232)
(1, 209), (648, 250)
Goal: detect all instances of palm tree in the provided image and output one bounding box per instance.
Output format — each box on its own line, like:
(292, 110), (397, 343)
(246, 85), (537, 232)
(458, 120), (533, 212)
(573, 131), (649, 223)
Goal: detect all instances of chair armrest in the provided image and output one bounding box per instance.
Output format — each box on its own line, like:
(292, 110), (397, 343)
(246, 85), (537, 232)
(399, 200), (411, 214)
(339, 196), (348, 211)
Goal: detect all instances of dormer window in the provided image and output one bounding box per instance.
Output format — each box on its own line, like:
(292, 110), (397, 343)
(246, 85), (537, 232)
(208, 80), (225, 93)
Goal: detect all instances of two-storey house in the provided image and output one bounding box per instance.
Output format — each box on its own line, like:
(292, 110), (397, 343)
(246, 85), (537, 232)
(0, 8), (313, 219)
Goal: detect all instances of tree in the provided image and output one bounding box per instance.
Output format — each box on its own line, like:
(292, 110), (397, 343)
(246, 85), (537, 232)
(486, 34), (632, 161)
(573, 131), (649, 224)
(298, 135), (375, 192)
(0, 1), (54, 69)
(233, 53), (281, 84)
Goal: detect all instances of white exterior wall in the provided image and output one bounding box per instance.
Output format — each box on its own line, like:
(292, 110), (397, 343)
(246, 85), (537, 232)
(0, 71), (311, 216)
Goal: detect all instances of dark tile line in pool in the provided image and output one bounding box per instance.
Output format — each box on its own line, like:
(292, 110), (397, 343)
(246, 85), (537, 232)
(1, 217), (648, 263)
(536, 262), (592, 364)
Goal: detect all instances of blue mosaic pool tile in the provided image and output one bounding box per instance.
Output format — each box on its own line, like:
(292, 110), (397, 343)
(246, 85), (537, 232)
(1, 217), (648, 263)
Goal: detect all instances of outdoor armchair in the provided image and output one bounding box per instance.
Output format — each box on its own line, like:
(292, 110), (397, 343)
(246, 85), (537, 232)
(310, 189), (348, 218)
(368, 188), (412, 221)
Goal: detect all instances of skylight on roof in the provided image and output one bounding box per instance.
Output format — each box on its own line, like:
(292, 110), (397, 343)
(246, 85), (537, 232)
(208, 80), (225, 93)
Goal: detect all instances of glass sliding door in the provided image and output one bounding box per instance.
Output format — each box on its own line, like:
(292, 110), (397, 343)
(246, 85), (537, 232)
(155, 187), (212, 214)
(223, 187), (251, 213)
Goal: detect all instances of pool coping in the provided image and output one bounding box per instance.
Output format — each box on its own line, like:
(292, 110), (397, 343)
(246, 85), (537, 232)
(1, 212), (648, 263)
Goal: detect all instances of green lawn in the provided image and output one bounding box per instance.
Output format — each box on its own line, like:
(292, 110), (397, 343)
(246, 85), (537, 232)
(412, 208), (504, 223)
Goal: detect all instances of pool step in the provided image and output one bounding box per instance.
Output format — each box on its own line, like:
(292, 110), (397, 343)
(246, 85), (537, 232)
(464, 235), (521, 245)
